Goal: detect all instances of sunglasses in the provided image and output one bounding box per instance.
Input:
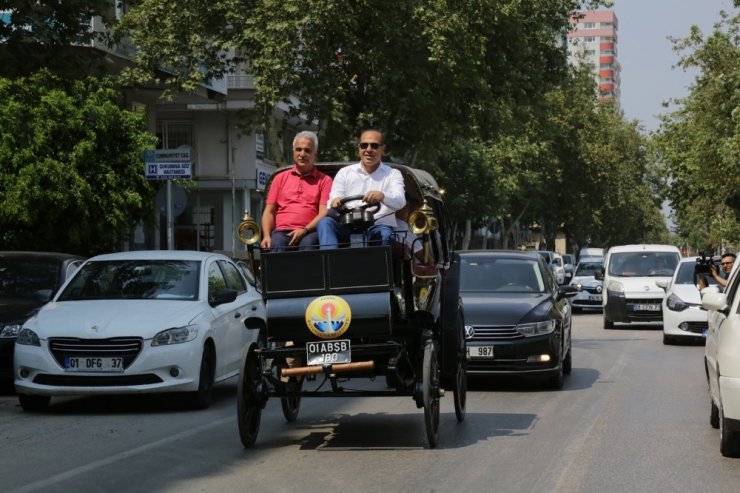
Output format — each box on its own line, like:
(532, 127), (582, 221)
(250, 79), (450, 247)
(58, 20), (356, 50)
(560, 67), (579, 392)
(359, 142), (381, 150)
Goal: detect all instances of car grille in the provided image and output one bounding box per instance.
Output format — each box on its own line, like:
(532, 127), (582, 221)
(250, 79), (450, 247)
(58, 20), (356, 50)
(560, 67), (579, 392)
(33, 374), (163, 386)
(49, 337), (143, 370)
(469, 325), (523, 341)
(682, 321), (708, 334)
(583, 286), (602, 294)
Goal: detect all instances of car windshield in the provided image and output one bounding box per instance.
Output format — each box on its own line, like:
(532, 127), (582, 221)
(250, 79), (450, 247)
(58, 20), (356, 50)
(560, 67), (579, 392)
(0, 257), (61, 302)
(563, 255), (574, 264)
(460, 257), (546, 293)
(575, 261), (603, 277)
(675, 261), (718, 285)
(608, 252), (679, 277)
(57, 260), (200, 301)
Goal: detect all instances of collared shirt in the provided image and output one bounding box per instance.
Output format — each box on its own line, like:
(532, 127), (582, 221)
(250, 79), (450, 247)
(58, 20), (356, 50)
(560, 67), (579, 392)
(328, 162), (406, 227)
(266, 166), (332, 230)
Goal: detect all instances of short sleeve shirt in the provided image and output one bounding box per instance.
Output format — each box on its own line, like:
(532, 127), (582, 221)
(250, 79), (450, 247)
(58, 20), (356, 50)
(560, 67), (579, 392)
(266, 167), (332, 230)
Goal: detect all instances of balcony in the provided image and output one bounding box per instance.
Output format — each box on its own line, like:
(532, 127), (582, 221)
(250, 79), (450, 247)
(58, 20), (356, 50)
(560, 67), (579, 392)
(227, 75), (255, 90)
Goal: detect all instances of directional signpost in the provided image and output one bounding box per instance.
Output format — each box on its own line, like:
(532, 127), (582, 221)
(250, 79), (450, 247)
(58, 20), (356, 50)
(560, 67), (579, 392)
(143, 147), (192, 250)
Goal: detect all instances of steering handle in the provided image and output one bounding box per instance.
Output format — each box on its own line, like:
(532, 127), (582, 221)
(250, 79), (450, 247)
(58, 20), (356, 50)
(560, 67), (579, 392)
(338, 195), (380, 213)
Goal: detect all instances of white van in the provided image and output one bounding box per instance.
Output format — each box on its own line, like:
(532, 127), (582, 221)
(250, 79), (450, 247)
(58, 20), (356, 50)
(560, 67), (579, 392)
(597, 244), (681, 329)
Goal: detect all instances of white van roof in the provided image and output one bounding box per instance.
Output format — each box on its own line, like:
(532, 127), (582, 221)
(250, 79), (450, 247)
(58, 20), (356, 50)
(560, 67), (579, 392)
(606, 244), (680, 254)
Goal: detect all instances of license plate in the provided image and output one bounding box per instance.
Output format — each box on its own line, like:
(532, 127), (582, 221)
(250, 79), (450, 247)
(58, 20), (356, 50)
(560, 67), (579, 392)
(633, 304), (660, 311)
(467, 345), (494, 359)
(306, 339), (351, 366)
(63, 356), (124, 372)
(590, 294), (602, 302)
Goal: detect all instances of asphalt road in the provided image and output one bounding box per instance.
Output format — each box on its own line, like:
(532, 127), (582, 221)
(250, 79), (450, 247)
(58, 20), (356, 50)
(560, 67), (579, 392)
(2, 313), (740, 493)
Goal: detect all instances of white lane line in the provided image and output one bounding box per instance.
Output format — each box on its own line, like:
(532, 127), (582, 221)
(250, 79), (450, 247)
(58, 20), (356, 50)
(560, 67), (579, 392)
(7, 415), (233, 493)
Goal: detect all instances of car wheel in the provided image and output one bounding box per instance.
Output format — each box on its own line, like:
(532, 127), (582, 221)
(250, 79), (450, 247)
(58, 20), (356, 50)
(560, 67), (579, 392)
(422, 340), (440, 448)
(720, 403), (740, 457)
(546, 343), (565, 390)
(563, 348), (572, 375)
(603, 317), (614, 330)
(18, 394), (51, 412)
(187, 347), (215, 410)
(711, 399), (720, 429)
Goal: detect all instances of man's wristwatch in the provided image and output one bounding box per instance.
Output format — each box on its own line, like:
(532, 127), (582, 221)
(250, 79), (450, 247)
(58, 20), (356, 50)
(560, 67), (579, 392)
(303, 227), (309, 234)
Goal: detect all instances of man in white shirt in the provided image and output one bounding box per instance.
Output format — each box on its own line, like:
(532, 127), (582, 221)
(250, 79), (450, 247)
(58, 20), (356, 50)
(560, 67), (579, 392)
(317, 129), (406, 248)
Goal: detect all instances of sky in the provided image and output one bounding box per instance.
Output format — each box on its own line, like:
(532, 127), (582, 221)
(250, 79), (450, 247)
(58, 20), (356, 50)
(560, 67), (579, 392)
(613, 0), (734, 132)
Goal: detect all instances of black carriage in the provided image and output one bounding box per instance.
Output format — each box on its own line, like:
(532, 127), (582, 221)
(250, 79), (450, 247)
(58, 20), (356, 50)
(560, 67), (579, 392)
(236, 162), (466, 448)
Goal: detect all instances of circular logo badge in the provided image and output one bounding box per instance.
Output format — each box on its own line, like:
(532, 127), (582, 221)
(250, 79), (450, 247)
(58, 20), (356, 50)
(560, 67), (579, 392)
(305, 295), (352, 339)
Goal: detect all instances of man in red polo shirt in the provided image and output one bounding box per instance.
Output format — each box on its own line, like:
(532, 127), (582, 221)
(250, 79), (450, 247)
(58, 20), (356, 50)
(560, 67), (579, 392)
(260, 131), (333, 251)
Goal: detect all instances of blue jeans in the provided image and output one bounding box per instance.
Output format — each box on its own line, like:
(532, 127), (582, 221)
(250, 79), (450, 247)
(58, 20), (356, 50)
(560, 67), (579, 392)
(268, 230), (319, 252)
(317, 217), (395, 249)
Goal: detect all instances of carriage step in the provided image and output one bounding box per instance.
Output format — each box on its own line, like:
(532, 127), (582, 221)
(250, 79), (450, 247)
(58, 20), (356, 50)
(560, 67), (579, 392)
(281, 360), (375, 377)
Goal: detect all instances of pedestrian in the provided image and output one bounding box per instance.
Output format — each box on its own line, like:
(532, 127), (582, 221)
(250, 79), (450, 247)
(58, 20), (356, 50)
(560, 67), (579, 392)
(260, 131), (332, 251)
(317, 129), (405, 248)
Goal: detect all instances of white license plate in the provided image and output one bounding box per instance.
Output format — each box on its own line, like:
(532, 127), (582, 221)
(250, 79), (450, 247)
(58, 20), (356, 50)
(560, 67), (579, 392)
(306, 339), (351, 366)
(589, 294), (602, 302)
(633, 303), (660, 311)
(63, 356), (124, 372)
(467, 345), (494, 359)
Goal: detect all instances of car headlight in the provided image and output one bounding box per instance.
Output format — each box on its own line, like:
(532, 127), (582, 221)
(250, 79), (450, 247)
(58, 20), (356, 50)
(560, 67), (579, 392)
(152, 325), (199, 346)
(16, 328), (41, 346)
(515, 319), (556, 337)
(0, 323), (22, 339)
(666, 293), (689, 312)
(607, 280), (624, 293)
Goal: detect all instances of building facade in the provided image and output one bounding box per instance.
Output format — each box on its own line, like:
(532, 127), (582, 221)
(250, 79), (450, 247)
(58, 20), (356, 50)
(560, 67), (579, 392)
(567, 10), (621, 105)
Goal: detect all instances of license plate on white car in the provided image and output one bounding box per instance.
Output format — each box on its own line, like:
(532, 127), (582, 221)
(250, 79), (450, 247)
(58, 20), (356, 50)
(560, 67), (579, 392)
(590, 294), (602, 302)
(632, 304), (660, 311)
(306, 339), (351, 366)
(467, 345), (494, 359)
(63, 356), (124, 372)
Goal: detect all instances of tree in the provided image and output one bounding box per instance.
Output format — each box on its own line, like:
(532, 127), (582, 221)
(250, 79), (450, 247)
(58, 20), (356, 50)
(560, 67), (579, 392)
(0, 71), (157, 255)
(0, 0), (112, 78)
(655, 9), (740, 251)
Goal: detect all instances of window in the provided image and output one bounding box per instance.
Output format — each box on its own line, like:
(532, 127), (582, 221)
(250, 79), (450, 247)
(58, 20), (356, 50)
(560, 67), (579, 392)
(208, 262), (227, 303)
(584, 36), (595, 43)
(600, 63), (613, 69)
(156, 122), (193, 149)
(601, 50), (614, 55)
(600, 22), (613, 27)
(600, 77), (614, 83)
(583, 22), (595, 28)
(601, 36), (613, 42)
(585, 49), (595, 56)
(219, 261), (247, 293)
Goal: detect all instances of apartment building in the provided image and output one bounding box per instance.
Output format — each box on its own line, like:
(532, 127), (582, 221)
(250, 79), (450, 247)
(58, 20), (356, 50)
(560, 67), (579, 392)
(567, 10), (621, 105)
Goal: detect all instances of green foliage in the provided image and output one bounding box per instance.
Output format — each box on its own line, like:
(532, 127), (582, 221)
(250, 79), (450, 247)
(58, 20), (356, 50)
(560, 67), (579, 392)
(655, 9), (740, 251)
(0, 0), (112, 78)
(0, 71), (157, 255)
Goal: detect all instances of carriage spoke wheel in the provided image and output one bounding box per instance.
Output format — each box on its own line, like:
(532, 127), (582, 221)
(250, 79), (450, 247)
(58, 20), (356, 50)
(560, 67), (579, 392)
(237, 347), (263, 448)
(278, 360), (303, 423)
(423, 340), (441, 448)
(453, 358), (467, 423)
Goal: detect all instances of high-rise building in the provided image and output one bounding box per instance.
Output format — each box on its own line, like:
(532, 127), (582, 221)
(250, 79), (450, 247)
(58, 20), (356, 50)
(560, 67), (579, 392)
(567, 10), (620, 105)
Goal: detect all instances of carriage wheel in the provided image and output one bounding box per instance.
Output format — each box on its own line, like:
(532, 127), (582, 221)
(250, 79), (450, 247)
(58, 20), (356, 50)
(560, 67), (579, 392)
(237, 347), (263, 448)
(423, 340), (441, 448)
(279, 361), (303, 423)
(453, 359), (467, 423)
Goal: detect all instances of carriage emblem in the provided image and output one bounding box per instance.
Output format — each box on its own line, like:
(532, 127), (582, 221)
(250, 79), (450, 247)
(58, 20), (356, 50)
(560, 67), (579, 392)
(305, 295), (352, 339)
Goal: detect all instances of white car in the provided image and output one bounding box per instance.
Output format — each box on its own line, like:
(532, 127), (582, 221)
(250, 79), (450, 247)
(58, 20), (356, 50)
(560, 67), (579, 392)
(569, 257), (604, 311)
(703, 254), (740, 456)
(657, 257), (717, 345)
(14, 250), (266, 412)
(598, 244), (681, 329)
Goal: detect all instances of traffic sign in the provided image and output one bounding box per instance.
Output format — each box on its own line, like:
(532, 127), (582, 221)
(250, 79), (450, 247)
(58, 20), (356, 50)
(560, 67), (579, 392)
(145, 162), (192, 180)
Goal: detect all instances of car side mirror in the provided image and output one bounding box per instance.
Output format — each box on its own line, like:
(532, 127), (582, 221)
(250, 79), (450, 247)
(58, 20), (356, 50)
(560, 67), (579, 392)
(655, 279), (669, 291)
(210, 288), (238, 306)
(557, 285), (579, 300)
(594, 267), (604, 281)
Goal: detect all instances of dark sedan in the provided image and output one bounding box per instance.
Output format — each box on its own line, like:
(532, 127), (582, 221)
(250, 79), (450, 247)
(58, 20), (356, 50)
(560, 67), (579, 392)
(459, 250), (577, 389)
(0, 252), (85, 384)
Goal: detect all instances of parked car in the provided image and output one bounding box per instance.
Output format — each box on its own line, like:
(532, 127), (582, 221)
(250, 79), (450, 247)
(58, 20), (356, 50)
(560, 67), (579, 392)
(459, 250), (577, 389)
(702, 255), (740, 456)
(0, 252), (85, 385)
(562, 253), (575, 284)
(569, 257), (604, 312)
(597, 244), (680, 329)
(535, 250), (565, 285)
(657, 257), (716, 345)
(579, 247), (605, 260)
(14, 250), (266, 411)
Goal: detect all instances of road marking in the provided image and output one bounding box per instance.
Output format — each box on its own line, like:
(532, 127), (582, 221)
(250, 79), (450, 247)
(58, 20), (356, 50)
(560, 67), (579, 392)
(7, 415), (233, 493)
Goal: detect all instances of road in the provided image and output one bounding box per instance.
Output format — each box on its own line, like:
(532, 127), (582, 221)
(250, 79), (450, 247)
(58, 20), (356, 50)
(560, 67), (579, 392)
(2, 313), (740, 493)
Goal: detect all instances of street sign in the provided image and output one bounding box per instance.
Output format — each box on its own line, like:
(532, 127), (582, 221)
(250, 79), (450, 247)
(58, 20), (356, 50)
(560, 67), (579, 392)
(145, 162), (192, 180)
(142, 147), (191, 163)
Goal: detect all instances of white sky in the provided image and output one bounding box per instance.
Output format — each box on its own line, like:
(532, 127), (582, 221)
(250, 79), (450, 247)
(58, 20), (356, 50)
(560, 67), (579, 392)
(613, 0), (734, 131)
